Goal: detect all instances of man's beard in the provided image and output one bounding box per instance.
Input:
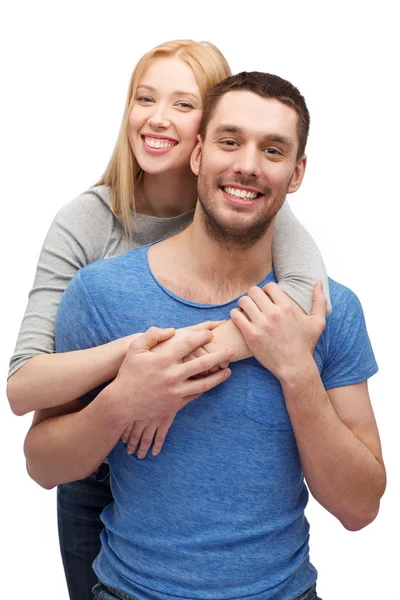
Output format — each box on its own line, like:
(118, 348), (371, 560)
(197, 171), (285, 252)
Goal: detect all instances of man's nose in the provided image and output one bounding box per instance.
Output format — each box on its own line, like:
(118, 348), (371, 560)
(232, 146), (261, 178)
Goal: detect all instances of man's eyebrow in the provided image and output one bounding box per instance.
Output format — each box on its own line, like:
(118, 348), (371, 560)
(262, 134), (294, 149)
(213, 125), (244, 135)
(213, 125), (294, 148)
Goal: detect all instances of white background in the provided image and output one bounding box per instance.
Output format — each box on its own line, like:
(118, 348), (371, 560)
(1, 1), (398, 598)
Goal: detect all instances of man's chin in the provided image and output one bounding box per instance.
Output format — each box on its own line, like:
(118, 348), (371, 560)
(202, 215), (274, 250)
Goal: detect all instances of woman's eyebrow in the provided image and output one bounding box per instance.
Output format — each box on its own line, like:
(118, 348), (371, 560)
(136, 85), (200, 101)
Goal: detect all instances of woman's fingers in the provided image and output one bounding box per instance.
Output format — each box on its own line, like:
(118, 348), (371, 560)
(182, 348), (233, 380)
(180, 367), (231, 404)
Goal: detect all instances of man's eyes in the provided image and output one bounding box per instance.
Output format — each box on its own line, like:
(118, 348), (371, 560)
(217, 140), (284, 156)
(220, 139), (239, 147)
(265, 148), (282, 154)
(264, 147), (283, 157)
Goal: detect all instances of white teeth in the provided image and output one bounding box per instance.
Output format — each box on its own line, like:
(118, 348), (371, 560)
(223, 186), (258, 200)
(144, 136), (175, 149)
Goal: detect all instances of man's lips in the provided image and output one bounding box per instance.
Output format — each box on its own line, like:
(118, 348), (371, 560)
(220, 186), (261, 207)
(220, 184), (263, 202)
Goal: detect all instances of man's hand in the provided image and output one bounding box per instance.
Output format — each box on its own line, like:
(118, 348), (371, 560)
(230, 281), (326, 381)
(157, 321), (229, 375)
(108, 326), (232, 430)
(119, 322), (231, 459)
(121, 413), (177, 458)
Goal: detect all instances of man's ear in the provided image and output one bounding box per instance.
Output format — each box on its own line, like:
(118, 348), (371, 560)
(190, 135), (203, 176)
(288, 154), (307, 194)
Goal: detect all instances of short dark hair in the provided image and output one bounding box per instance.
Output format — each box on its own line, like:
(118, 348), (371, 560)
(199, 71), (310, 160)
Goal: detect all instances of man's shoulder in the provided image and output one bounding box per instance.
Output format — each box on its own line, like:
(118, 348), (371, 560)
(67, 245), (152, 319)
(318, 277), (377, 388)
(78, 244), (148, 283)
(327, 277), (365, 318)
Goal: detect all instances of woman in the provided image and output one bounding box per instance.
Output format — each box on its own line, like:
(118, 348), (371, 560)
(8, 40), (327, 600)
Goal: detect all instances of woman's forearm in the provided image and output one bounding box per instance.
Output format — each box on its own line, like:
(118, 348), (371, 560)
(201, 319), (251, 362)
(7, 334), (139, 415)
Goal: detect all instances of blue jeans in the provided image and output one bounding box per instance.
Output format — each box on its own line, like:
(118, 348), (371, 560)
(92, 582), (322, 600)
(58, 464), (113, 600)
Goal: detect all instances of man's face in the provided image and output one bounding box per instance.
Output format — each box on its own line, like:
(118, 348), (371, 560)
(191, 91), (306, 248)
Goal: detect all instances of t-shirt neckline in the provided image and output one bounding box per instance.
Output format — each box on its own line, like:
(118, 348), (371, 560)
(144, 242), (275, 309)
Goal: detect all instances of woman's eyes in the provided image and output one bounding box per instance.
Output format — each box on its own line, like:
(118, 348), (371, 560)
(175, 102), (194, 109)
(136, 97), (194, 110)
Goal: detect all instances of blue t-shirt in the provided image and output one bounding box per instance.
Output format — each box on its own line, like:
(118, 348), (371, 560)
(56, 244), (378, 600)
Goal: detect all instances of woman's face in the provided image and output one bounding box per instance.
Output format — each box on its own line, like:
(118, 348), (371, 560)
(128, 56), (203, 175)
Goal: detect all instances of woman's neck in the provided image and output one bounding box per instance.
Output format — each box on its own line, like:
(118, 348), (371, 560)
(136, 168), (198, 218)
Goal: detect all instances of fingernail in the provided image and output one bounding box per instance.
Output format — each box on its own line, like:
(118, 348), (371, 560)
(226, 348), (234, 357)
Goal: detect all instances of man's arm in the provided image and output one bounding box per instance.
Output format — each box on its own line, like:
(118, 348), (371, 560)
(25, 395), (124, 489)
(280, 369), (385, 530)
(24, 327), (232, 489)
(231, 281), (386, 530)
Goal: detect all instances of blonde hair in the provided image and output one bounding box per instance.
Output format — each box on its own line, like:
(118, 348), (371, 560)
(95, 40), (231, 233)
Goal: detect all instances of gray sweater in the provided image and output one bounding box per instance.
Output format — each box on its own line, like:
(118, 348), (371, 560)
(9, 185), (330, 376)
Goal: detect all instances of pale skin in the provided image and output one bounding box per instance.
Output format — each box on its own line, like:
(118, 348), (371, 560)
(24, 88), (386, 529)
(8, 55), (250, 458)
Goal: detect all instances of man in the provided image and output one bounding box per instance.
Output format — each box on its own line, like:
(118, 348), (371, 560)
(24, 72), (386, 600)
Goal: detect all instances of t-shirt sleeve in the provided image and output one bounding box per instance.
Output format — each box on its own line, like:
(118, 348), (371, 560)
(55, 271), (108, 353)
(272, 200), (332, 316)
(320, 286), (378, 390)
(55, 271), (110, 404)
(8, 191), (113, 377)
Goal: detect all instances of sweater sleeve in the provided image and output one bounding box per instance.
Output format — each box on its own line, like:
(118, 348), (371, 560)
(8, 191), (115, 377)
(272, 200), (332, 315)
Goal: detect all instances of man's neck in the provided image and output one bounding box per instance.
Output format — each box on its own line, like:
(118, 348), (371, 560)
(136, 169), (198, 218)
(148, 206), (274, 305)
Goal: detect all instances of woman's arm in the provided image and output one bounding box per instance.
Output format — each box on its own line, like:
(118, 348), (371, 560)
(8, 335), (138, 415)
(7, 189), (132, 415)
(272, 200), (332, 315)
(24, 328), (232, 489)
